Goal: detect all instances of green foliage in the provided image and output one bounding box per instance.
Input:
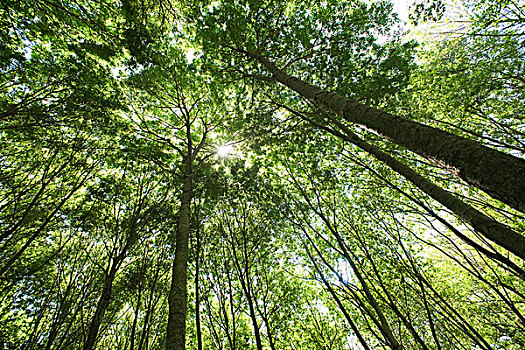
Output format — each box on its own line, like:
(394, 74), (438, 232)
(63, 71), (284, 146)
(409, 0), (446, 26)
(1, 0), (524, 349)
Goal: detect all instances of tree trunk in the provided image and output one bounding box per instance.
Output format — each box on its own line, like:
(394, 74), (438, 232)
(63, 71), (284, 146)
(243, 282), (264, 350)
(45, 270), (76, 350)
(83, 262), (119, 350)
(166, 157), (193, 350)
(195, 223), (203, 350)
(260, 312), (276, 350)
(232, 246), (264, 350)
(130, 254), (147, 350)
(246, 51), (525, 214)
(328, 120), (525, 261)
(138, 262), (161, 350)
(304, 240), (372, 350)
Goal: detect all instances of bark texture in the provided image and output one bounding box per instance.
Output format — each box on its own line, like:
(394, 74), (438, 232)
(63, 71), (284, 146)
(293, 108), (525, 271)
(343, 127), (525, 260)
(166, 160), (193, 350)
(247, 51), (525, 214)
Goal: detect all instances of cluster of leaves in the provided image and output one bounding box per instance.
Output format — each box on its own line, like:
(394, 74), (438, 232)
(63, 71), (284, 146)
(1, 0), (524, 349)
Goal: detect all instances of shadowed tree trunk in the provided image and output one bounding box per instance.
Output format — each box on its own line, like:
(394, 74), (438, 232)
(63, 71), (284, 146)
(312, 114), (525, 262)
(166, 154), (193, 350)
(130, 252), (148, 350)
(303, 240), (372, 350)
(225, 219), (265, 350)
(234, 249), (264, 350)
(138, 261), (161, 350)
(245, 50), (525, 214)
(195, 220), (203, 350)
(276, 98), (525, 262)
(83, 187), (144, 350)
(83, 261), (120, 350)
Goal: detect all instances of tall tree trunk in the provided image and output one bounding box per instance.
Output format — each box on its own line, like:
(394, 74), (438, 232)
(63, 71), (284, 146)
(245, 51), (525, 214)
(230, 240), (264, 350)
(45, 270), (76, 350)
(83, 262), (119, 350)
(130, 253), (147, 350)
(166, 156), (193, 350)
(303, 241), (372, 350)
(138, 262), (161, 350)
(314, 115), (525, 261)
(243, 282), (264, 350)
(293, 180), (403, 350)
(83, 191), (142, 350)
(195, 223), (203, 350)
(54, 273), (94, 350)
(227, 265), (237, 350)
(260, 312), (276, 350)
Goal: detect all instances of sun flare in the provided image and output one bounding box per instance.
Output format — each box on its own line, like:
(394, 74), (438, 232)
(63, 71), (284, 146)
(216, 144), (235, 157)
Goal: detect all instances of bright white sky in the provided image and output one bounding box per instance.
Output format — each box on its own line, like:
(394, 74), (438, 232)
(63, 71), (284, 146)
(373, 0), (410, 44)
(392, 0), (410, 22)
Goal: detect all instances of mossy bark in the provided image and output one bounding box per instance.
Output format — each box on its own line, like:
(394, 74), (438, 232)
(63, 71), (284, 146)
(166, 158), (193, 350)
(345, 129), (525, 260)
(247, 51), (525, 214)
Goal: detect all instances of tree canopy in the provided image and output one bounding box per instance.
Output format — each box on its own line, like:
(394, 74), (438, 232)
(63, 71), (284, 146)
(1, 0), (524, 349)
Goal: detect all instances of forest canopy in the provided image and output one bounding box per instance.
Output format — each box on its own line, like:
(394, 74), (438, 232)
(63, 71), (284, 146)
(1, 0), (524, 349)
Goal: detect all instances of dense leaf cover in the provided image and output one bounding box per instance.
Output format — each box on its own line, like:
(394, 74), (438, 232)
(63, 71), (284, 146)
(1, 0), (524, 349)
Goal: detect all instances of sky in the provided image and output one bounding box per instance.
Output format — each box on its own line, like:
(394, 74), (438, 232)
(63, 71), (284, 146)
(392, 0), (410, 22)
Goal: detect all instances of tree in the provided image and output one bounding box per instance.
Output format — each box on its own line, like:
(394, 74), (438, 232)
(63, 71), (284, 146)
(191, 0), (525, 260)
(2, 0), (525, 349)
(125, 39), (235, 349)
